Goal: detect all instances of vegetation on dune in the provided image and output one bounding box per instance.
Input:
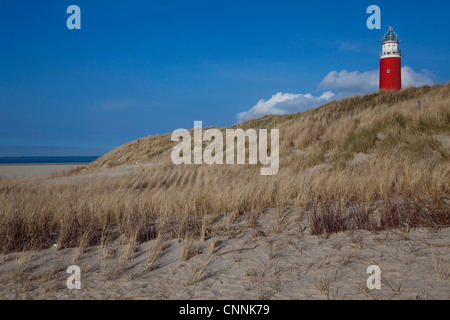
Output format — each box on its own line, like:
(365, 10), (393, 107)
(1, 83), (449, 253)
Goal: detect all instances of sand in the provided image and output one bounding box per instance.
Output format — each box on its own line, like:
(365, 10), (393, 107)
(0, 206), (448, 300)
(0, 164), (83, 179)
(1, 164), (448, 300)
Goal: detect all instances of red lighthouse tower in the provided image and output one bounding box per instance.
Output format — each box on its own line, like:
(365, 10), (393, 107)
(379, 26), (402, 91)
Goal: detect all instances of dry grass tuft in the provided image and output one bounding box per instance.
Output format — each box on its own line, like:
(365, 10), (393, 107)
(144, 235), (165, 272)
(432, 252), (449, 281)
(185, 256), (213, 286)
(180, 236), (194, 262)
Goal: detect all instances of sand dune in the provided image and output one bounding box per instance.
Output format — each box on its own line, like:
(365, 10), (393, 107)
(1, 84), (448, 300)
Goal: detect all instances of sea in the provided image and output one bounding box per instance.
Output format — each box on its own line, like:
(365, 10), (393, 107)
(0, 156), (99, 164)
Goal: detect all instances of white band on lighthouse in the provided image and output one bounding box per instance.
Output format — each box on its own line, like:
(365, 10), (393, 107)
(380, 54), (401, 59)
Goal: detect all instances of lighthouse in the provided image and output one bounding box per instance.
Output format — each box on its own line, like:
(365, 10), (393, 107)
(379, 26), (402, 91)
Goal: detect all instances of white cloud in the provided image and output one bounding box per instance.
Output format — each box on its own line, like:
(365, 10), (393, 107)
(319, 69), (379, 95)
(401, 66), (436, 88)
(236, 66), (436, 121)
(319, 67), (436, 96)
(236, 91), (335, 121)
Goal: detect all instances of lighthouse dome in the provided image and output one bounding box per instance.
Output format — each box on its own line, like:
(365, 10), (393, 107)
(380, 26), (401, 57)
(383, 26), (399, 43)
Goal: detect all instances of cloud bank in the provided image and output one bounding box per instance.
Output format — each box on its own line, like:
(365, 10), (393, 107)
(236, 91), (335, 121)
(319, 67), (436, 95)
(319, 70), (378, 95)
(401, 66), (436, 88)
(236, 66), (436, 121)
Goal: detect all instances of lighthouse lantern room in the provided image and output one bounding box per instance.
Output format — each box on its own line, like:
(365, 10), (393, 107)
(379, 26), (402, 91)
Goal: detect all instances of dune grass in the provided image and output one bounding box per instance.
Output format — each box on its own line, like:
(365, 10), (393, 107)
(0, 83), (449, 253)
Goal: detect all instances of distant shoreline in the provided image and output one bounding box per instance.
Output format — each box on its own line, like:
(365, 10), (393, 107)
(0, 163), (86, 179)
(0, 156), (99, 165)
(0, 156), (98, 159)
(0, 163), (88, 166)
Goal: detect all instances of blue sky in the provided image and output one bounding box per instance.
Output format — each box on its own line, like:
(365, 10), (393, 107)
(0, 0), (449, 155)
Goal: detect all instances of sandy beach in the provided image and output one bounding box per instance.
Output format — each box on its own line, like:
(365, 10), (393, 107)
(0, 207), (448, 300)
(0, 164), (83, 179)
